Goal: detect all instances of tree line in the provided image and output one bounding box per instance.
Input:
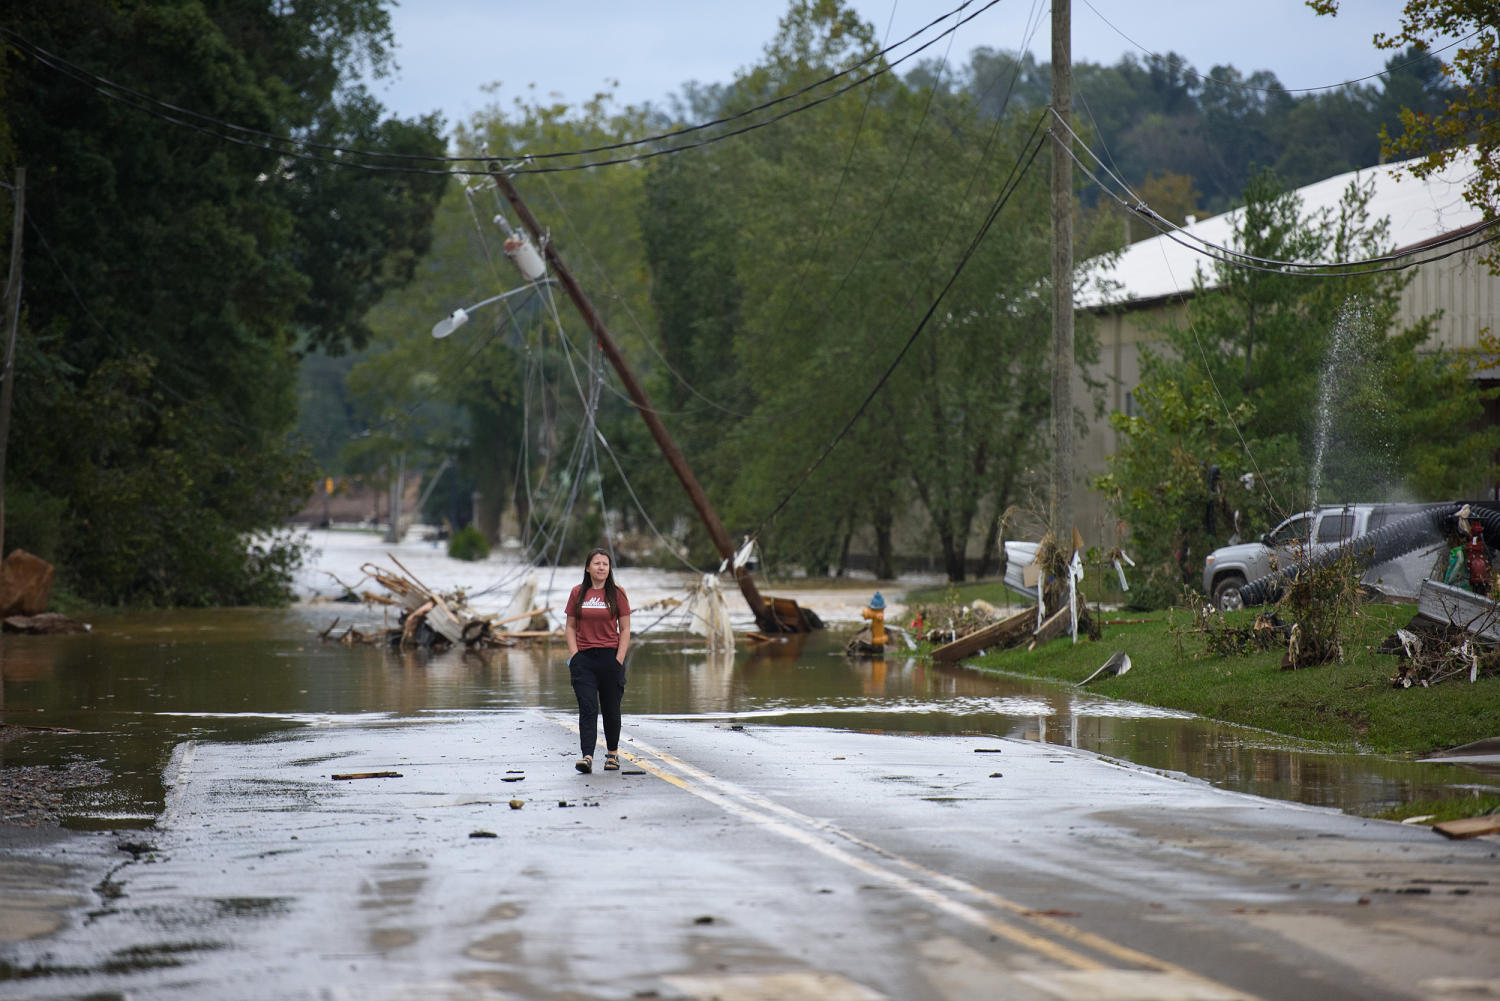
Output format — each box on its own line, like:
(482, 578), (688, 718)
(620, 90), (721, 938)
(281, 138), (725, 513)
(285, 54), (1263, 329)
(337, 0), (1493, 596)
(3, 0), (1492, 605)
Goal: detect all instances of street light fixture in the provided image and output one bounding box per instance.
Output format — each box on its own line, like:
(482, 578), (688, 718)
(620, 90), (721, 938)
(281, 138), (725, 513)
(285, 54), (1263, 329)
(431, 281), (550, 340)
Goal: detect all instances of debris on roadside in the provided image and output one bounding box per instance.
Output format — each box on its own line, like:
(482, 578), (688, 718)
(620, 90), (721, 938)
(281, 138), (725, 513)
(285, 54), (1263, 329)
(317, 556), (562, 651)
(331, 771), (402, 781)
(1383, 627), (1499, 687)
(1078, 651), (1131, 685)
(1185, 602), (1289, 657)
(1432, 814), (1500, 839)
(927, 599), (1100, 663)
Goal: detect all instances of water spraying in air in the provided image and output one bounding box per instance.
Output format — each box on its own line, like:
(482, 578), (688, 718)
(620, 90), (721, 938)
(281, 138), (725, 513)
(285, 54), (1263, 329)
(1308, 297), (1391, 508)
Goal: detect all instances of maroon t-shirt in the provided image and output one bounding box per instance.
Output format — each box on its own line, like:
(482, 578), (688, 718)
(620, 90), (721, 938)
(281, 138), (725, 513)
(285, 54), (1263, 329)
(568, 584), (630, 651)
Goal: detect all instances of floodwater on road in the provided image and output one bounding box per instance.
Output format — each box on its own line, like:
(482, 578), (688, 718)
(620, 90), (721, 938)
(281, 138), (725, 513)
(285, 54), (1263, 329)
(2, 602), (1495, 831)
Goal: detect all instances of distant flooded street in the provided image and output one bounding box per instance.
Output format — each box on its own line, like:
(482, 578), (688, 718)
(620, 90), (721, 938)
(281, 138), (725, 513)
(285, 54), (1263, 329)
(3, 540), (1496, 830)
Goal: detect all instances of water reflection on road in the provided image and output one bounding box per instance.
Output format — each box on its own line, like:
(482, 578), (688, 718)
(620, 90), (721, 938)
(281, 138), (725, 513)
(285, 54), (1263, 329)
(1, 605), (1494, 829)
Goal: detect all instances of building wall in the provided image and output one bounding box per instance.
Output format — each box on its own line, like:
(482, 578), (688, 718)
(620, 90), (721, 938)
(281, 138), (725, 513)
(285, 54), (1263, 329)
(1397, 241), (1500, 352)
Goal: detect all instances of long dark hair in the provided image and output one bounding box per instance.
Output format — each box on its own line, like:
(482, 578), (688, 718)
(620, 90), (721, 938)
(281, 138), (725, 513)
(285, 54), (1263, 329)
(569, 547), (620, 619)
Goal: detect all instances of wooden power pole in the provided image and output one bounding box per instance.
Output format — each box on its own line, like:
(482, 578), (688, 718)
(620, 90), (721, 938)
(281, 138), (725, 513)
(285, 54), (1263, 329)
(1049, 0), (1074, 541)
(486, 165), (791, 634)
(0, 167), (25, 559)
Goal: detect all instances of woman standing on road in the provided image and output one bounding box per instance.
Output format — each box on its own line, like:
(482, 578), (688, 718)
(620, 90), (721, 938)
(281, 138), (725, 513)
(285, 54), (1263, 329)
(564, 548), (631, 774)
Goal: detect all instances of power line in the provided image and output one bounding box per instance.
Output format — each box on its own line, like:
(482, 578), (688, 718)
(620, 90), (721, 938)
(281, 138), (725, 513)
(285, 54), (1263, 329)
(749, 113), (1050, 540)
(0, 2), (1008, 178)
(0, 4), (987, 166)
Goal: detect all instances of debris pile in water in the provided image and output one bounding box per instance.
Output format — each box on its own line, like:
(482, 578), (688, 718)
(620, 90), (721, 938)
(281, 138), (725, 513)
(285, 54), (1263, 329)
(318, 557), (558, 650)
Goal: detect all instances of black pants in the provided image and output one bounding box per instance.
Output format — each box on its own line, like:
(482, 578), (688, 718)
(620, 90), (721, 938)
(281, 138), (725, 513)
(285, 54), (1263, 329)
(568, 646), (625, 757)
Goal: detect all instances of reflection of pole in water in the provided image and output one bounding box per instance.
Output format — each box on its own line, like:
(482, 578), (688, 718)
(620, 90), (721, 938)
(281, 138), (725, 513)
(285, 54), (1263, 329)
(688, 646), (737, 711)
(1037, 714), (1046, 744)
(1070, 713), (1079, 748)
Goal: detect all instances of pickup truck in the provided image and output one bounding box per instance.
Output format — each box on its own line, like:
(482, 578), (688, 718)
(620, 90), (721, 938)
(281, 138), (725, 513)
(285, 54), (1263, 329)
(1201, 503), (1439, 611)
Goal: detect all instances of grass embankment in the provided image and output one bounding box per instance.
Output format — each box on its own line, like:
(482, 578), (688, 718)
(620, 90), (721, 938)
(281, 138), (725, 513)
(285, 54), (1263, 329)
(904, 580), (1500, 757)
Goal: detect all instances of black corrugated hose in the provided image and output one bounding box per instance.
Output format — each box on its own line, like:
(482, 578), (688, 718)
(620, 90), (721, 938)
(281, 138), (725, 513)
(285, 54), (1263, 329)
(1235, 502), (1500, 607)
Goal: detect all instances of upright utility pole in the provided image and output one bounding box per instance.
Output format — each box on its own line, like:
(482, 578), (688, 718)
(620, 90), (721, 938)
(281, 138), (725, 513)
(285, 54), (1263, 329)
(0, 167), (25, 559)
(1049, 0), (1074, 541)
(486, 165), (787, 634)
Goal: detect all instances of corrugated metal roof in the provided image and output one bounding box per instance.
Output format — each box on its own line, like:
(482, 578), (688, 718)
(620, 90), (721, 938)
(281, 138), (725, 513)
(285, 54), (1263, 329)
(1079, 148), (1484, 311)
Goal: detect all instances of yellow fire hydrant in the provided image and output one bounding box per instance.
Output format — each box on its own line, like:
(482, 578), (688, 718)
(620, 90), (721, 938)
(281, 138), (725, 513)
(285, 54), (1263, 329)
(861, 591), (887, 647)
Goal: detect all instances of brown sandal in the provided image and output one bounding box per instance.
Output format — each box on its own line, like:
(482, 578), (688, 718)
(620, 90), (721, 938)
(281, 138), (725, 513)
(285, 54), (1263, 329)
(575, 755), (592, 774)
(604, 751), (620, 771)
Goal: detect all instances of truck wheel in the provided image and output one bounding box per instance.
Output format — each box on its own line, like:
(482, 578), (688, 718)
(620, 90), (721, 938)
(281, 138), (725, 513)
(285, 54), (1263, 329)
(1213, 574), (1247, 612)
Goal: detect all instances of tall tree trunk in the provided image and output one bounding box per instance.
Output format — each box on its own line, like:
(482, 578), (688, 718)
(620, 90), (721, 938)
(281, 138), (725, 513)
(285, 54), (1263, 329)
(940, 527), (966, 582)
(874, 504), (895, 580)
(836, 518), (854, 577)
(977, 508), (1002, 578)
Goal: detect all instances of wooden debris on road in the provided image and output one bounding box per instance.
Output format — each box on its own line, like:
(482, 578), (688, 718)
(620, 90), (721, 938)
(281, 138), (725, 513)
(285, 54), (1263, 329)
(1432, 814), (1500, 839)
(331, 771), (403, 780)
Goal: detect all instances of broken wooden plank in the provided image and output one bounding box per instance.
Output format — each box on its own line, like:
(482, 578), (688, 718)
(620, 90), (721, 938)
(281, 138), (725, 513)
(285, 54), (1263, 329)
(1027, 605), (1073, 650)
(930, 607), (1035, 662)
(490, 606), (551, 629)
(331, 771), (403, 781)
(1432, 814), (1500, 839)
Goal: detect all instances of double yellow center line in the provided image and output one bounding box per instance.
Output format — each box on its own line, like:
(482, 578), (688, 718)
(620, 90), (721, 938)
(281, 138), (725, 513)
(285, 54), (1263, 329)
(554, 715), (1260, 999)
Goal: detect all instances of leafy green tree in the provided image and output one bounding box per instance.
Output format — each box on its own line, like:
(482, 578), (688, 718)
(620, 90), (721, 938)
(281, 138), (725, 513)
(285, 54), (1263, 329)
(1, 1), (445, 604)
(665, 0), (1079, 581)
(345, 89), (659, 561)
(1096, 381), (1301, 608)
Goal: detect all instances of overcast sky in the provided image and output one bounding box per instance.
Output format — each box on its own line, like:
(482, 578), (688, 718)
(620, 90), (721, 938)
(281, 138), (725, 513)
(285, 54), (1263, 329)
(367, 0), (1416, 129)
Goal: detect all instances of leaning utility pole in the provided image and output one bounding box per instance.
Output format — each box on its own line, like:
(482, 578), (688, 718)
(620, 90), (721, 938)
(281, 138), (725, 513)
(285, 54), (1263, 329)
(1049, 0), (1074, 540)
(0, 167), (25, 559)
(485, 164), (791, 634)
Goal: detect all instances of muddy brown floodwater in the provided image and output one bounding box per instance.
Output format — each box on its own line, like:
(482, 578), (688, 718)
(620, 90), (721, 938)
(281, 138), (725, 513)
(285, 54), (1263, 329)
(1, 604), (1496, 832)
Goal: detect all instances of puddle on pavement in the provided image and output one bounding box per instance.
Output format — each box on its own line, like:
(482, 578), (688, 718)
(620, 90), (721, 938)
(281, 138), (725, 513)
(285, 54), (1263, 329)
(2, 605), (1495, 829)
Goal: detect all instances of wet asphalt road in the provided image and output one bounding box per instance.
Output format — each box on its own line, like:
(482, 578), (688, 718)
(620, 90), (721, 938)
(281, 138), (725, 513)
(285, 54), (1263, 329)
(2, 711), (1498, 1000)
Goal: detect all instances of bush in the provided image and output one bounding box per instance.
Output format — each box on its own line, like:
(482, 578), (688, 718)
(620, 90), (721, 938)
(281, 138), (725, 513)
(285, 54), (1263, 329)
(3, 485), (67, 561)
(448, 524), (490, 562)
